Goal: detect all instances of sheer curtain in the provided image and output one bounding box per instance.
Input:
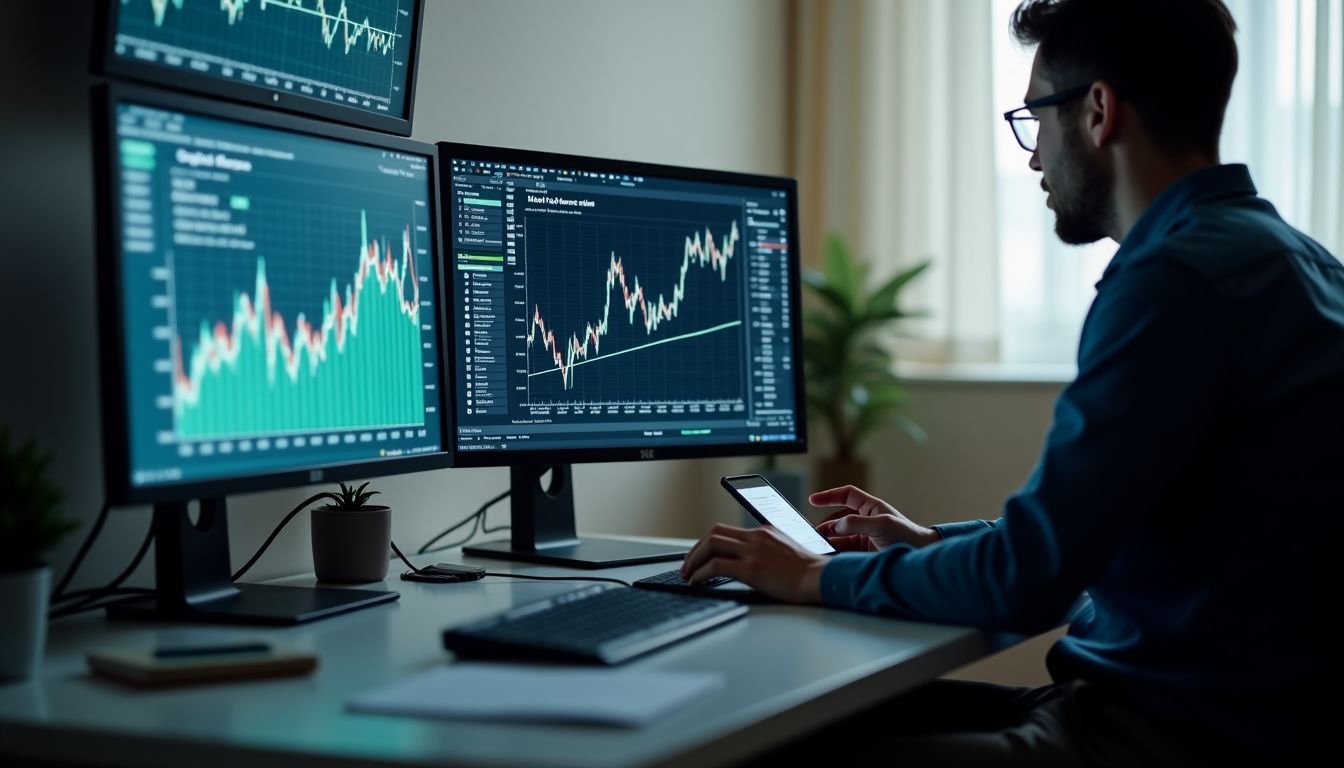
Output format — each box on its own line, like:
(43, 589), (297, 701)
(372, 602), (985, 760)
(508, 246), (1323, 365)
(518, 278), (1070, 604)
(794, 0), (1344, 369)
(791, 0), (1001, 364)
(1221, 0), (1344, 257)
(991, 0), (1344, 366)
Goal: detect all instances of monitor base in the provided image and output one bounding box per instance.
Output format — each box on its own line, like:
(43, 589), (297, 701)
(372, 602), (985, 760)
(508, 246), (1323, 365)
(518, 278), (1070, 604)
(463, 537), (686, 569)
(106, 583), (398, 626)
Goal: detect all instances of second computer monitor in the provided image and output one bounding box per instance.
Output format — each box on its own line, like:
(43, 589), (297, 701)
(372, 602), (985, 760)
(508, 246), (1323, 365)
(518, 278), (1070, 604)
(440, 146), (805, 465)
(438, 144), (805, 568)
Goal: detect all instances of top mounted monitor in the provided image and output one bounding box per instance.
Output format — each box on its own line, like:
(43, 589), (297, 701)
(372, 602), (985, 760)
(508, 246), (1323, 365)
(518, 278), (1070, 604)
(98, 0), (425, 136)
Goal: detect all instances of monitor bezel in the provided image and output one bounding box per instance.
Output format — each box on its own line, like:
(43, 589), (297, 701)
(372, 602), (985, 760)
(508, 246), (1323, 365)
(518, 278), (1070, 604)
(92, 82), (452, 505)
(93, 0), (425, 137)
(436, 142), (808, 469)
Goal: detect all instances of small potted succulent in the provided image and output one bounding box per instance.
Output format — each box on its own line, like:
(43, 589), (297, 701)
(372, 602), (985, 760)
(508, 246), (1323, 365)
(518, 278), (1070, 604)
(310, 481), (392, 583)
(0, 427), (77, 680)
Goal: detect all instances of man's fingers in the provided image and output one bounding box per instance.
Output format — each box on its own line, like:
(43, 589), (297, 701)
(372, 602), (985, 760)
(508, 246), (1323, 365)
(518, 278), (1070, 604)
(685, 534), (751, 584)
(818, 508), (851, 524)
(809, 484), (881, 512)
(825, 534), (871, 552)
(680, 533), (749, 578)
(809, 485), (860, 508)
(830, 514), (888, 536)
(681, 524), (751, 576)
(686, 555), (744, 586)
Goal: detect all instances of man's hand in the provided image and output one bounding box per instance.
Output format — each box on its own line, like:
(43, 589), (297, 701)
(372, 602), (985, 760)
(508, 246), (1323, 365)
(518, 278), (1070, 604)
(679, 524), (828, 604)
(810, 485), (939, 551)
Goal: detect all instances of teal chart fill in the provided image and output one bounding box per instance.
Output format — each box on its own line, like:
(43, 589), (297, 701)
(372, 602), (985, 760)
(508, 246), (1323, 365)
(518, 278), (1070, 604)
(114, 101), (442, 488)
(171, 211), (425, 438)
(112, 0), (416, 120)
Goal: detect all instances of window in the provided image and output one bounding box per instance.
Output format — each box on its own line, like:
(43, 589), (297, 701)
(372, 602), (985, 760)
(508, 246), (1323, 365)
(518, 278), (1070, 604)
(991, 0), (1343, 366)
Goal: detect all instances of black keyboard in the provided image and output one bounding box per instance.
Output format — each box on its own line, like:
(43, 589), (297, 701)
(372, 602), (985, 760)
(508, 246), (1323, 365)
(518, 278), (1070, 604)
(442, 584), (748, 665)
(635, 569), (734, 588)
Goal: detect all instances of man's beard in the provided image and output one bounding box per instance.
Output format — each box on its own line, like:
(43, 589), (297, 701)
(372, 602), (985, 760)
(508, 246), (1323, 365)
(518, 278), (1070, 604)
(1047, 125), (1112, 245)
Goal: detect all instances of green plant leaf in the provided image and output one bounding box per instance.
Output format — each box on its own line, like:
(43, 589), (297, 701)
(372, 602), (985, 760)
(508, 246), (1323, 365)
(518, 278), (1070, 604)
(325, 481), (380, 510)
(801, 235), (929, 463)
(0, 426), (74, 569)
(823, 234), (859, 307)
(864, 261), (931, 317)
(802, 269), (853, 322)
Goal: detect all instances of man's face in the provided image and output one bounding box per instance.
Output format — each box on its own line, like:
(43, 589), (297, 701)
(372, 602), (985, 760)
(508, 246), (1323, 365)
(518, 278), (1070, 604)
(1027, 53), (1111, 245)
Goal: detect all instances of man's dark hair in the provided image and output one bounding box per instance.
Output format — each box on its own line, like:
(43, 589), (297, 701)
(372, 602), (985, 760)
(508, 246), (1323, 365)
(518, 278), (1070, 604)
(1011, 0), (1238, 157)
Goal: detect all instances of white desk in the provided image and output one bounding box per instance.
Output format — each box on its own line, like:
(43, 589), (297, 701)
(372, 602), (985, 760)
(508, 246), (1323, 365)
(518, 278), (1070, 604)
(0, 540), (996, 768)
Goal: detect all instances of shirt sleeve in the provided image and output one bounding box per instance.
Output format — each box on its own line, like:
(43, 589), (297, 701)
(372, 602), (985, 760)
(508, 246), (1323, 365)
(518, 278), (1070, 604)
(932, 520), (997, 539)
(820, 260), (1225, 633)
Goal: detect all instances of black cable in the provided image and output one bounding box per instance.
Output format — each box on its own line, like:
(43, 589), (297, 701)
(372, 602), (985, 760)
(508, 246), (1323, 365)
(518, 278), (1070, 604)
(390, 540), (421, 573)
(50, 498), (111, 601)
(49, 588), (155, 619)
(393, 540), (630, 587)
(482, 572), (631, 587)
(51, 585), (155, 604)
(418, 489), (510, 554)
(429, 514), (484, 555)
(481, 515), (511, 535)
(49, 523), (155, 617)
(418, 511), (482, 555)
(231, 491), (330, 582)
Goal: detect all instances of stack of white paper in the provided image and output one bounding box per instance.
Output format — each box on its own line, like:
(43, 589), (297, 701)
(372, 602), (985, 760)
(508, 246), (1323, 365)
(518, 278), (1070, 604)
(348, 663), (723, 728)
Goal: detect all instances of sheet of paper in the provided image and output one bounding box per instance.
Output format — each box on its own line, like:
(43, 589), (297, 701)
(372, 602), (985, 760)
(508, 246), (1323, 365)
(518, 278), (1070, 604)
(348, 663), (723, 727)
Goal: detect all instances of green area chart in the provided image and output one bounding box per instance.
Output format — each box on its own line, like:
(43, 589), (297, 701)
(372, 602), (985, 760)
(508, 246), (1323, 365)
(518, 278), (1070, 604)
(173, 212), (426, 439)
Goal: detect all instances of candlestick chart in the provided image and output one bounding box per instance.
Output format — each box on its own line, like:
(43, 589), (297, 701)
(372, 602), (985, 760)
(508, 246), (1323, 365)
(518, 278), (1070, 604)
(522, 214), (747, 406)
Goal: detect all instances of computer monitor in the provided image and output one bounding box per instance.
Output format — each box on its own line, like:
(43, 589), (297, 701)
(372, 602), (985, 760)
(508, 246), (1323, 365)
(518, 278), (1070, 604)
(438, 143), (806, 568)
(92, 83), (449, 623)
(96, 0), (425, 136)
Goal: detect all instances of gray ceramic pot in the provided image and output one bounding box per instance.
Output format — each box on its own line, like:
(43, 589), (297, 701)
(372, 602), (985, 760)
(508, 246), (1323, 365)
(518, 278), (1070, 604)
(310, 505), (391, 583)
(0, 566), (50, 681)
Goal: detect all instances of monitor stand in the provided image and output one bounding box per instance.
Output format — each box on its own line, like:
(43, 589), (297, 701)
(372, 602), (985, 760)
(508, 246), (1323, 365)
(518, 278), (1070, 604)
(462, 464), (688, 569)
(106, 498), (398, 626)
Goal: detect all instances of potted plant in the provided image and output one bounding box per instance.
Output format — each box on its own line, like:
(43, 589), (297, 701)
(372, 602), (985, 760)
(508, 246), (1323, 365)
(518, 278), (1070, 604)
(311, 481), (392, 583)
(803, 234), (929, 492)
(0, 427), (77, 680)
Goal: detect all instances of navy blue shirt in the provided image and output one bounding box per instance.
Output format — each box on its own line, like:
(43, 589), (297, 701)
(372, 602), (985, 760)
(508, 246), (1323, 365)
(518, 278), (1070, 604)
(820, 164), (1344, 757)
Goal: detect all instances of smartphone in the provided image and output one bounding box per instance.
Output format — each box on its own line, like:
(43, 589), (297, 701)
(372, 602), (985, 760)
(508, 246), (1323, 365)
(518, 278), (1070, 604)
(720, 475), (837, 556)
(401, 563), (486, 583)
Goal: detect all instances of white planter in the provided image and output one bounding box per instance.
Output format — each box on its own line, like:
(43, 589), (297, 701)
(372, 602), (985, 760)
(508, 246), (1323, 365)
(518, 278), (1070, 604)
(0, 566), (51, 681)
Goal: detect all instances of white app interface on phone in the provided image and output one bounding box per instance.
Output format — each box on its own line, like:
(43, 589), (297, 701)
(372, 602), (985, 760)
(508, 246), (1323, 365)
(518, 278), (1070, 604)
(738, 485), (836, 555)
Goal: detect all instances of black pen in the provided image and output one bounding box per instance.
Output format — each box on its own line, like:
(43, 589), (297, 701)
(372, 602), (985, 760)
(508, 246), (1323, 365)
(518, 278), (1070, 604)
(154, 642), (272, 658)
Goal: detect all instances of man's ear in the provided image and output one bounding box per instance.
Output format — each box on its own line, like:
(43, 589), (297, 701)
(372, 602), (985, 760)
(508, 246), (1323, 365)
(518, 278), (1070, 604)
(1084, 80), (1121, 149)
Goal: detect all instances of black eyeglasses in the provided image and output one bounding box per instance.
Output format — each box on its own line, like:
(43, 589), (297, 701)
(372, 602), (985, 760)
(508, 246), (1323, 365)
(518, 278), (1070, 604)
(1002, 84), (1091, 152)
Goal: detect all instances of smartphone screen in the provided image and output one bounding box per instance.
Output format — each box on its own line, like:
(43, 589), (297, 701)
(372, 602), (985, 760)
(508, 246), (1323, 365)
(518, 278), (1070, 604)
(723, 476), (837, 556)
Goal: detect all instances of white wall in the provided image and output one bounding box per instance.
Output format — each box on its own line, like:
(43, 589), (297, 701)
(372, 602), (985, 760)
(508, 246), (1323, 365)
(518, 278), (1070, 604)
(0, 0), (787, 589)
